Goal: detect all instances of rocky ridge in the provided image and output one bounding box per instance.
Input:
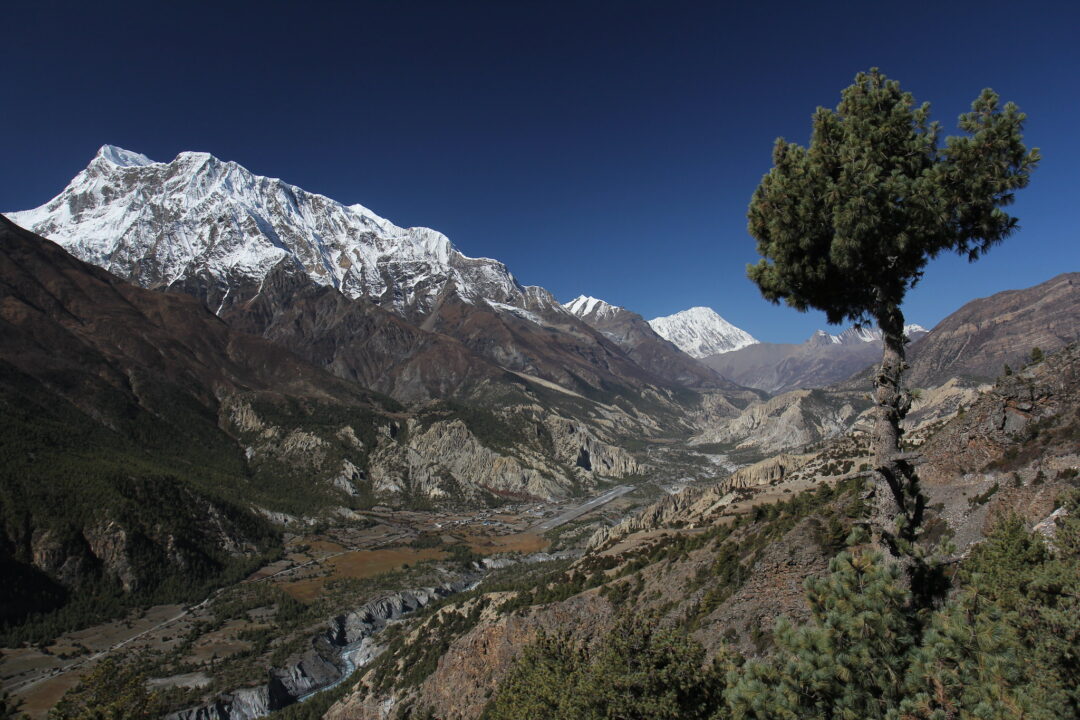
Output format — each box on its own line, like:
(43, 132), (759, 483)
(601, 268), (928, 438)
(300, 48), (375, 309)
(562, 295), (735, 389)
(704, 324), (928, 393)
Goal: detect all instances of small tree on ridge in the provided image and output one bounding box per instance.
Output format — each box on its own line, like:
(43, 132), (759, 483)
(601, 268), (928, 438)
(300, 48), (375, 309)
(746, 69), (1038, 563)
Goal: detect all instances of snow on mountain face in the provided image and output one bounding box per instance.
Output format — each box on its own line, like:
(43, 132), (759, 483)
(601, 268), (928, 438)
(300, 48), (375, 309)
(7, 145), (555, 317)
(808, 324), (929, 346)
(564, 295), (623, 322)
(647, 307), (758, 358)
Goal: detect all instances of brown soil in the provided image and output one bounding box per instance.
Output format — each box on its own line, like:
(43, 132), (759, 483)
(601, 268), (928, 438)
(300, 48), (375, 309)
(464, 532), (549, 554)
(281, 547), (446, 602)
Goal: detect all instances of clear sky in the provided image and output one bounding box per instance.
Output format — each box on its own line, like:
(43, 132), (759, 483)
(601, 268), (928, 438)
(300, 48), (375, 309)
(3, 0), (1077, 342)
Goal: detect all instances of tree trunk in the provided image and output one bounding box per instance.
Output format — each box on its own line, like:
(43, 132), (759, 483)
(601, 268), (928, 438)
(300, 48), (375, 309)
(866, 305), (921, 559)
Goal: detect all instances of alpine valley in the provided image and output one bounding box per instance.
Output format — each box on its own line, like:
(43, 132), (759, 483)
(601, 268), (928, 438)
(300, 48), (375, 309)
(2, 147), (1078, 719)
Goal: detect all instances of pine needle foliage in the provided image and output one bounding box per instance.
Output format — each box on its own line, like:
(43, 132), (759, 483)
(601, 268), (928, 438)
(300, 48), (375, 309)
(726, 550), (918, 720)
(48, 657), (163, 719)
(746, 67), (1038, 327)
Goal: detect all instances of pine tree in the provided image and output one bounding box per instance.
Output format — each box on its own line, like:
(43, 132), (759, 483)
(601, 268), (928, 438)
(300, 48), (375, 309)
(725, 550), (918, 720)
(481, 632), (586, 720)
(49, 656), (163, 719)
(747, 69), (1038, 559)
(483, 616), (724, 720)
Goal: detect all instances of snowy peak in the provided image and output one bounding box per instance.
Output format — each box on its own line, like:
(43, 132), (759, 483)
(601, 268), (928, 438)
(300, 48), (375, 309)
(7, 146), (538, 317)
(95, 144), (156, 168)
(564, 295), (623, 322)
(807, 324), (928, 346)
(648, 306), (758, 358)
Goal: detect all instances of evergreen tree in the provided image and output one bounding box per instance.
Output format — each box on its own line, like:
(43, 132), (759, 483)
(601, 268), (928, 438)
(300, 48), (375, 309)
(0, 692), (21, 720)
(576, 613), (724, 720)
(483, 616), (724, 720)
(481, 632), (586, 720)
(725, 550), (917, 719)
(746, 69), (1038, 558)
(49, 657), (163, 720)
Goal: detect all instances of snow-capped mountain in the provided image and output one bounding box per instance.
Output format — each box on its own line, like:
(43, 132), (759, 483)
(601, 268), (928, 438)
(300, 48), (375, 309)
(9, 146), (759, 409)
(564, 295), (623, 323)
(807, 324), (929, 346)
(647, 307), (758, 358)
(7, 145), (556, 318)
(563, 296), (736, 389)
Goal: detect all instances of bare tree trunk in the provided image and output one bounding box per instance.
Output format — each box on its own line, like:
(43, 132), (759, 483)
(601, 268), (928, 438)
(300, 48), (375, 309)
(866, 306), (922, 560)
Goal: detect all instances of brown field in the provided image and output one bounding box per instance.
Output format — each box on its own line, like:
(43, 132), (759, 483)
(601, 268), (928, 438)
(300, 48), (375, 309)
(303, 539), (346, 555)
(185, 618), (257, 664)
(465, 532), (549, 554)
(13, 670), (85, 718)
(281, 547), (446, 602)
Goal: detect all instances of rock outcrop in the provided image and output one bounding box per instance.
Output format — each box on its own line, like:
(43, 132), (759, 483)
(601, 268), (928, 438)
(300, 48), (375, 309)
(586, 453), (812, 551)
(171, 581), (474, 720)
(920, 343), (1080, 485)
(693, 388), (868, 456)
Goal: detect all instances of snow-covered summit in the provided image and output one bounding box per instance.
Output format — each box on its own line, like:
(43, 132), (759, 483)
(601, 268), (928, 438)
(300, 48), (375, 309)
(564, 295), (623, 322)
(647, 307), (758, 358)
(7, 145), (546, 316)
(96, 144), (156, 168)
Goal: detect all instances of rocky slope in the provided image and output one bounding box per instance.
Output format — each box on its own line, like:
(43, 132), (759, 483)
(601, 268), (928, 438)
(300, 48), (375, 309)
(0, 219), (648, 632)
(322, 346), (1080, 720)
(563, 295), (735, 389)
(918, 341), (1080, 487)
(904, 272), (1080, 387)
(691, 387), (870, 457)
(7, 147), (739, 418)
(169, 581), (474, 720)
(704, 325), (928, 393)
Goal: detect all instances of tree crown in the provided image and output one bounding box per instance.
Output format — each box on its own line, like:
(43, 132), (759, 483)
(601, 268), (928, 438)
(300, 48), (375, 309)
(747, 68), (1039, 327)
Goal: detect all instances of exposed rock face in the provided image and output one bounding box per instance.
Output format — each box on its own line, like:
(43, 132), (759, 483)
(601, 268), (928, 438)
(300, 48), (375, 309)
(365, 414), (641, 504)
(919, 343), (1080, 485)
(331, 583), (472, 646)
(905, 273), (1080, 387)
(218, 262), (516, 404)
(563, 296), (734, 389)
(693, 388), (869, 456)
(586, 453), (812, 551)
(724, 453), (814, 489)
(167, 683), (290, 720)
(172, 582), (473, 720)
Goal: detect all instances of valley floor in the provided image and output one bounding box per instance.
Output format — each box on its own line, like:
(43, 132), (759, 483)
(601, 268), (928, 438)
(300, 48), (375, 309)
(0, 483), (650, 718)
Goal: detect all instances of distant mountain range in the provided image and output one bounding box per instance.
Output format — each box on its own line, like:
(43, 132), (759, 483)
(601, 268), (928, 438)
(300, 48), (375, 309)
(562, 296), (732, 388)
(704, 325), (929, 393)
(7, 146), (751, 408)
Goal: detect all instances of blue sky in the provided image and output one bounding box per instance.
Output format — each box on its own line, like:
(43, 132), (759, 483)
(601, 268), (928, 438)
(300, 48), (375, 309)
(3, 0), (1077, 342)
